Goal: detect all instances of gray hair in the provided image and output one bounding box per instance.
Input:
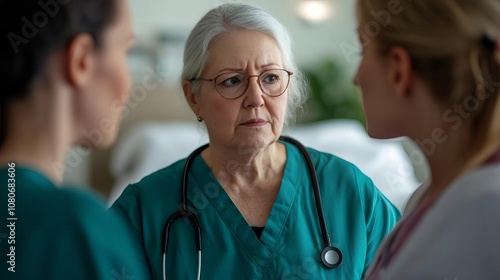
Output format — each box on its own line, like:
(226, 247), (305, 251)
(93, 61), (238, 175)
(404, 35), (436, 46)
(181, 3), (309, 126)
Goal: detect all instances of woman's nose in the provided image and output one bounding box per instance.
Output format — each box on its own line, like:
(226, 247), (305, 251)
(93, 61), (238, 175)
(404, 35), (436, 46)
(243, 77), (265, 108)
(353, 71), (360, 87)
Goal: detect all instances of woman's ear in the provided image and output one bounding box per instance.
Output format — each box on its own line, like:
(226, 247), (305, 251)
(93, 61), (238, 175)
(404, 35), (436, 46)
(387, 46), (413, 98)
(65, 34), (95, 88)
(183, 80), (201, 117)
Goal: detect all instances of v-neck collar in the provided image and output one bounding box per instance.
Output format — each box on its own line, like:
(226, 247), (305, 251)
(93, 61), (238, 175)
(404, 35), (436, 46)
(189, 141), (303, 272)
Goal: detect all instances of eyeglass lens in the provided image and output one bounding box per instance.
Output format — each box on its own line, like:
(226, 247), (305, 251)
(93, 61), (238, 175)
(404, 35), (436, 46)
(214, 69), (290, 99)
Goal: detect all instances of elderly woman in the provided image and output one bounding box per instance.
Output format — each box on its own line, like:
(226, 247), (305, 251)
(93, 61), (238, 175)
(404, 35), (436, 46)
(111, 3), (399, 279)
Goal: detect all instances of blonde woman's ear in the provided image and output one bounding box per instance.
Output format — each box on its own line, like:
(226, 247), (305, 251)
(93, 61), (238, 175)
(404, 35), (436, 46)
(387, 46), (414, 98)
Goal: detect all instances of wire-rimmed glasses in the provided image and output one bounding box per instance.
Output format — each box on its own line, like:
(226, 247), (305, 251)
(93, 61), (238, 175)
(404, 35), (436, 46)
(191, 69), (293, 99)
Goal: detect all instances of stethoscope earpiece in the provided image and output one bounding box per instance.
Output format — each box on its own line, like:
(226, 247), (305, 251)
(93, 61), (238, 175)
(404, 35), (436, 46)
(321, 246), (343, 268)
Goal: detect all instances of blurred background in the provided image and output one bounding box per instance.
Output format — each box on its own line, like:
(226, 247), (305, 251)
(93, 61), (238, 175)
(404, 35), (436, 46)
(62, 0), (427, 210)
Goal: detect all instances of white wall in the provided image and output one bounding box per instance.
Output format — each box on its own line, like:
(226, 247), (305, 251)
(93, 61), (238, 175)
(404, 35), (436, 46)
(129, 0), (361, 74)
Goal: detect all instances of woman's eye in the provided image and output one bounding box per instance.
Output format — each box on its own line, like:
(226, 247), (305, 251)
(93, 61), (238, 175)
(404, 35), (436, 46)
(219, 74), (244, 87)
(222, 77), (241, 87)
(263, 75), (278, 84)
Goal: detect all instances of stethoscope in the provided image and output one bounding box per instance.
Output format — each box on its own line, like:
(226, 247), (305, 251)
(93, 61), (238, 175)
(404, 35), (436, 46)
(162, 136), (343, 280)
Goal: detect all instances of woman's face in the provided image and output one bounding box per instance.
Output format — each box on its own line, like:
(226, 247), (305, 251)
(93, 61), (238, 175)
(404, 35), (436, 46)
(353, 22), (402, 139)
(192, 30), (288, 152)
(79, 0), (134, 148)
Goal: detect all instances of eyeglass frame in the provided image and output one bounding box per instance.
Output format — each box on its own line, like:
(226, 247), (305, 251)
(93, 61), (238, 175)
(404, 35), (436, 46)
(189, 69), (293, 100)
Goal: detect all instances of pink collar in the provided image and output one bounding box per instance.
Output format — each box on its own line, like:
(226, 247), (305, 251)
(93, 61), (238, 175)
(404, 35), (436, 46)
(483, 150), (500, 166)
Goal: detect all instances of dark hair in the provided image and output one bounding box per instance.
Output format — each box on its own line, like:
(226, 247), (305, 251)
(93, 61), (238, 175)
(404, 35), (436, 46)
(0, 0), (118, 147)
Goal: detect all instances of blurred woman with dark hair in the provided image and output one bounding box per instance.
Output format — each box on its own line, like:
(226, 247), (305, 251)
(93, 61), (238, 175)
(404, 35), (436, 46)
(0, 1), (151, 279)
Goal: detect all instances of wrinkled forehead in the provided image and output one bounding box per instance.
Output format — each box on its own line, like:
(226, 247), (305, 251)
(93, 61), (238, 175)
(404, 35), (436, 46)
(203, 30), (284, 74)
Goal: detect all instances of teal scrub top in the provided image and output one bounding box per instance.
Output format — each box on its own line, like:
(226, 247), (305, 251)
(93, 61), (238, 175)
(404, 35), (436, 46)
(0, 165), (152, 280)
(112, 141), (400, 279)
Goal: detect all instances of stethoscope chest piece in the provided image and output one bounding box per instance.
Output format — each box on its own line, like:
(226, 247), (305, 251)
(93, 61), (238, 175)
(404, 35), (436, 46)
(321, 246), (343, 268)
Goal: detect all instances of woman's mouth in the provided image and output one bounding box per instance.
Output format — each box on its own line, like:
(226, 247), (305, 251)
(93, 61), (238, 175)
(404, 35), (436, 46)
(241, 119), (267, 126)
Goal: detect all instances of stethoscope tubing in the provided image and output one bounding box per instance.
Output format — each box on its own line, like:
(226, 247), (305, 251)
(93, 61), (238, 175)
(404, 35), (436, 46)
(278, 136), (332, 248)
(162, 136), (341, 280)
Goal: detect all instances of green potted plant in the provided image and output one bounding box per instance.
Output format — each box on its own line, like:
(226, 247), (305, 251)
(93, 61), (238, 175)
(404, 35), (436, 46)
(301, 58), (365, 125)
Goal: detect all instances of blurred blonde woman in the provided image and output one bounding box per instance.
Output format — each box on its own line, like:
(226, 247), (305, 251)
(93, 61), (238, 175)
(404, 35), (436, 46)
(353, 0), (500, 278)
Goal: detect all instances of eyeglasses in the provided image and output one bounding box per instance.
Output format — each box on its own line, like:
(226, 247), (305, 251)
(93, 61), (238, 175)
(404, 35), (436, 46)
(190, 69), (293, 99)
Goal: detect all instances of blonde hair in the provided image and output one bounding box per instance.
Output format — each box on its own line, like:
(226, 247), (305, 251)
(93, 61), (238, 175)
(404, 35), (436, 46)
(358, 0), (500, 166)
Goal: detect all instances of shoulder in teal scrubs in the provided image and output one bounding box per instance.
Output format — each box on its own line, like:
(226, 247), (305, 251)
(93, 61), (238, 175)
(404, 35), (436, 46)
(112, 141), (400, 279)
(0, 166), (152, 280)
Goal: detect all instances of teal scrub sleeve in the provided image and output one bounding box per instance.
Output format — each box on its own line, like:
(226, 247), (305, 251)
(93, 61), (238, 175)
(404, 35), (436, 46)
(109, 184), (155, 275)
(354, 169), (401, 274)
(109, 184), (145, 243)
